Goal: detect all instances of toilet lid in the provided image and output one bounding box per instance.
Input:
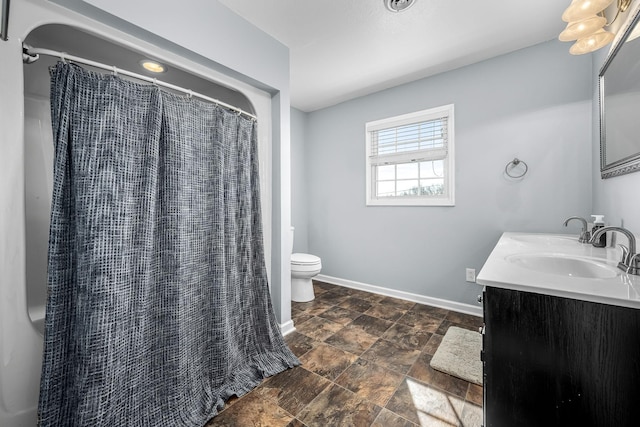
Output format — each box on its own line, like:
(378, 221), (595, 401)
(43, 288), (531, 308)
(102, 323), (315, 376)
(291, 253), (321, 265)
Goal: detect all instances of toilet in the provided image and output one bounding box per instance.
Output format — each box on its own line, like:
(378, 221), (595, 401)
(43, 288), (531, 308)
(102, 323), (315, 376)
(290, 227), (322, 302)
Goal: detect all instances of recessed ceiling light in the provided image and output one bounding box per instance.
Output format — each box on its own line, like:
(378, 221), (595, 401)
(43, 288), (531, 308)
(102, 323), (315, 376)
(384, 0), (416, 13)
(139, 59), (167, 74)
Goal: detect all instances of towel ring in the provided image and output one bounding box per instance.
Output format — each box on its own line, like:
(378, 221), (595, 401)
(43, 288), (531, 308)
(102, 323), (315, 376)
(505, 158), (528, 178)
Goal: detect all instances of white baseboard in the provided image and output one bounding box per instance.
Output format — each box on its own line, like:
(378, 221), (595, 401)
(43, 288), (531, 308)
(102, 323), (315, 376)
(315, 274), (483, 317)
(279, 319), (296, 336)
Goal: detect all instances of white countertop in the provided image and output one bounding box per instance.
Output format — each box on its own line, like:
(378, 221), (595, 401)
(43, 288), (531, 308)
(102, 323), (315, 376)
(477, 232), (640, 309)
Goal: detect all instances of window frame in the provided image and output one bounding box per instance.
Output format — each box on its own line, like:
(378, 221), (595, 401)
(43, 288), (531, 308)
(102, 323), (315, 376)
(365, 104), (455, 206)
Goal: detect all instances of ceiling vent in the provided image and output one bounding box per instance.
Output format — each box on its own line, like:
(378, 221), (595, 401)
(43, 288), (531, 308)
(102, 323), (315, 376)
(384, 0), (416, 13)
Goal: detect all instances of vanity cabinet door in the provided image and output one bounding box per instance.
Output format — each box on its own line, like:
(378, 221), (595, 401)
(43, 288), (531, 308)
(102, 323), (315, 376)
(483, 287), (640, 427)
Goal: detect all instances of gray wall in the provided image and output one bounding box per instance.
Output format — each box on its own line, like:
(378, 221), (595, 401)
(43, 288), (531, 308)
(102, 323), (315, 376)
(291, 107), (309, 253)
(293, 40), (593, 306)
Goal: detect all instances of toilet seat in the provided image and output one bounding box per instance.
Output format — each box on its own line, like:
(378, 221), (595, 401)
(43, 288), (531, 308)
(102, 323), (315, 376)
(291, 253), (321, 273)
(291, 253), (321, 266)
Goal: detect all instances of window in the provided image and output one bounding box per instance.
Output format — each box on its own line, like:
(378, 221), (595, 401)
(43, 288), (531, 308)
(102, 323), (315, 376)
(365, 104), (454, 206)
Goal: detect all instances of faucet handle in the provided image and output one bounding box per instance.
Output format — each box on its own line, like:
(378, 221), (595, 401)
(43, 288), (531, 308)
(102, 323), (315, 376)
(579, 230), (591, 244)
(616, 244), (630, 271)
(627, 253), (640, 275)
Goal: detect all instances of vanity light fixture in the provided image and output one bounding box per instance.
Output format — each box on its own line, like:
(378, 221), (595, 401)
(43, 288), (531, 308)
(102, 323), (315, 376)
(384, 0), (416, 13)
(139, 59), (167, 74)
(560, 0), (632, 55)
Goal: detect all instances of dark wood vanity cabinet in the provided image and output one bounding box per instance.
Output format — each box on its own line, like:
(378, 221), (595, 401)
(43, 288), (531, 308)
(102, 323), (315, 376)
(483, 286), (640, 427)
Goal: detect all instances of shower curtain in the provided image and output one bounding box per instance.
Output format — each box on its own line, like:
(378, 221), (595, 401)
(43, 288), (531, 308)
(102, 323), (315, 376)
(38, 62), (299, 426)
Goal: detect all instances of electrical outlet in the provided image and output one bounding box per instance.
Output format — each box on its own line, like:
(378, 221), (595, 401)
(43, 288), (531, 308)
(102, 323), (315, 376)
(465, 268), (476, 283)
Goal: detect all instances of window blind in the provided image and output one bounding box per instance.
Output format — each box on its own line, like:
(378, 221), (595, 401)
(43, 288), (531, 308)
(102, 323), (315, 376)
(369, 116), (448, 166)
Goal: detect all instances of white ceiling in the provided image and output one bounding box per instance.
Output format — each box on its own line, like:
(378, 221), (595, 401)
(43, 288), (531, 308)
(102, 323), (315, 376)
(218, 0), (569, 112)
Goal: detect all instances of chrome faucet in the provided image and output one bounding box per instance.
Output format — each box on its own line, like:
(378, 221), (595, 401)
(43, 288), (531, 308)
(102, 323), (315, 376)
(563, 216), (590, 243)
(590, 226), (639, 275)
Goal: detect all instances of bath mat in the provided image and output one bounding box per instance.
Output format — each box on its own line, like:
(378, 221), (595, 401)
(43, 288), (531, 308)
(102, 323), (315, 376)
(430, 326), (483, 386)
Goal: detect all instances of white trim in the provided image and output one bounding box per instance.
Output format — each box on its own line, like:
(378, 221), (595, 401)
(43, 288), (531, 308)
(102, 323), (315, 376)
(366, 105), (452, 132)
(315, 274), (482, 317)
(366, 195), (455, 207)
(279, 320), (296, 336)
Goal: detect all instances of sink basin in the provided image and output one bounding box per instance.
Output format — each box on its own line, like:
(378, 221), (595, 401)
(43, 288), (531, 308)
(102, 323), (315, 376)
(506, 254), (619, 279)
(509, 235), (578, 246)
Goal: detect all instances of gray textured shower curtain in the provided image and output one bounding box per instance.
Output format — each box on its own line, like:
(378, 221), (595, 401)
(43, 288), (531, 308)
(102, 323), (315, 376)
(38, 62), (299, 426)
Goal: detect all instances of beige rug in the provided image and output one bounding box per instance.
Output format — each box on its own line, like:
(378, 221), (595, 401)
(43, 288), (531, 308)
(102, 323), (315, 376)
(430, 326), (483, 386)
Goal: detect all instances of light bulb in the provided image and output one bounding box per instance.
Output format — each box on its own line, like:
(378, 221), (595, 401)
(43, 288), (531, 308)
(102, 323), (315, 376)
(559, 15), (607, 41)
(562, 0), (614, 22)
(140, 59), (167, 74)
(569, 29), (614, 54)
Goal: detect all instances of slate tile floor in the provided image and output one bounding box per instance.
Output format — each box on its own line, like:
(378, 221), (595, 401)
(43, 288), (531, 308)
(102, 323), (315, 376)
(206, 281), (484, 427)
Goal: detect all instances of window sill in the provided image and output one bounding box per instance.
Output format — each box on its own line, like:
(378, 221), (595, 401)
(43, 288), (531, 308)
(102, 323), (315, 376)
(366, 197), (455, 207)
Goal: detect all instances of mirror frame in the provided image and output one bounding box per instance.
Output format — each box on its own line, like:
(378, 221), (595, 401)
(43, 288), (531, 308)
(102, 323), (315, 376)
(1, 0), (10, 41)
(599, 3), (640, 178)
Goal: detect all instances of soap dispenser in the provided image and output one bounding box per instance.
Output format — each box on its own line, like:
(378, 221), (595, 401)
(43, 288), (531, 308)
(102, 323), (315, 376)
(591, 215), (606, 247)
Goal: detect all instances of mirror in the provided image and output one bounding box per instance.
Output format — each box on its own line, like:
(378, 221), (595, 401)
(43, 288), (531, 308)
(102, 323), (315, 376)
(599, 5), (640, 178)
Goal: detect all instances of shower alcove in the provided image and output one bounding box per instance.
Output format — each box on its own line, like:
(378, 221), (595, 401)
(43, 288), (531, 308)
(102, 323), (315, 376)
(11, 22), (275, 425)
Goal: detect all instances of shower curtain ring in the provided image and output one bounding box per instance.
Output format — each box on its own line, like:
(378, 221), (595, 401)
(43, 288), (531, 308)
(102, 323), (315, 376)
(187, 89), (193, 98)
(60, 52), (67, 63)
(112, 65), (118, 76)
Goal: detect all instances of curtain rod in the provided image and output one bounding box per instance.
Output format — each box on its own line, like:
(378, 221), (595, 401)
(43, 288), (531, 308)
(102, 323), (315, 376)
(23, 45), (257, 120)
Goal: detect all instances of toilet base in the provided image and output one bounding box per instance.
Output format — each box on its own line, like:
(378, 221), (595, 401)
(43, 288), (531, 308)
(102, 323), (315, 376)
(291, 277), (315, 302)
